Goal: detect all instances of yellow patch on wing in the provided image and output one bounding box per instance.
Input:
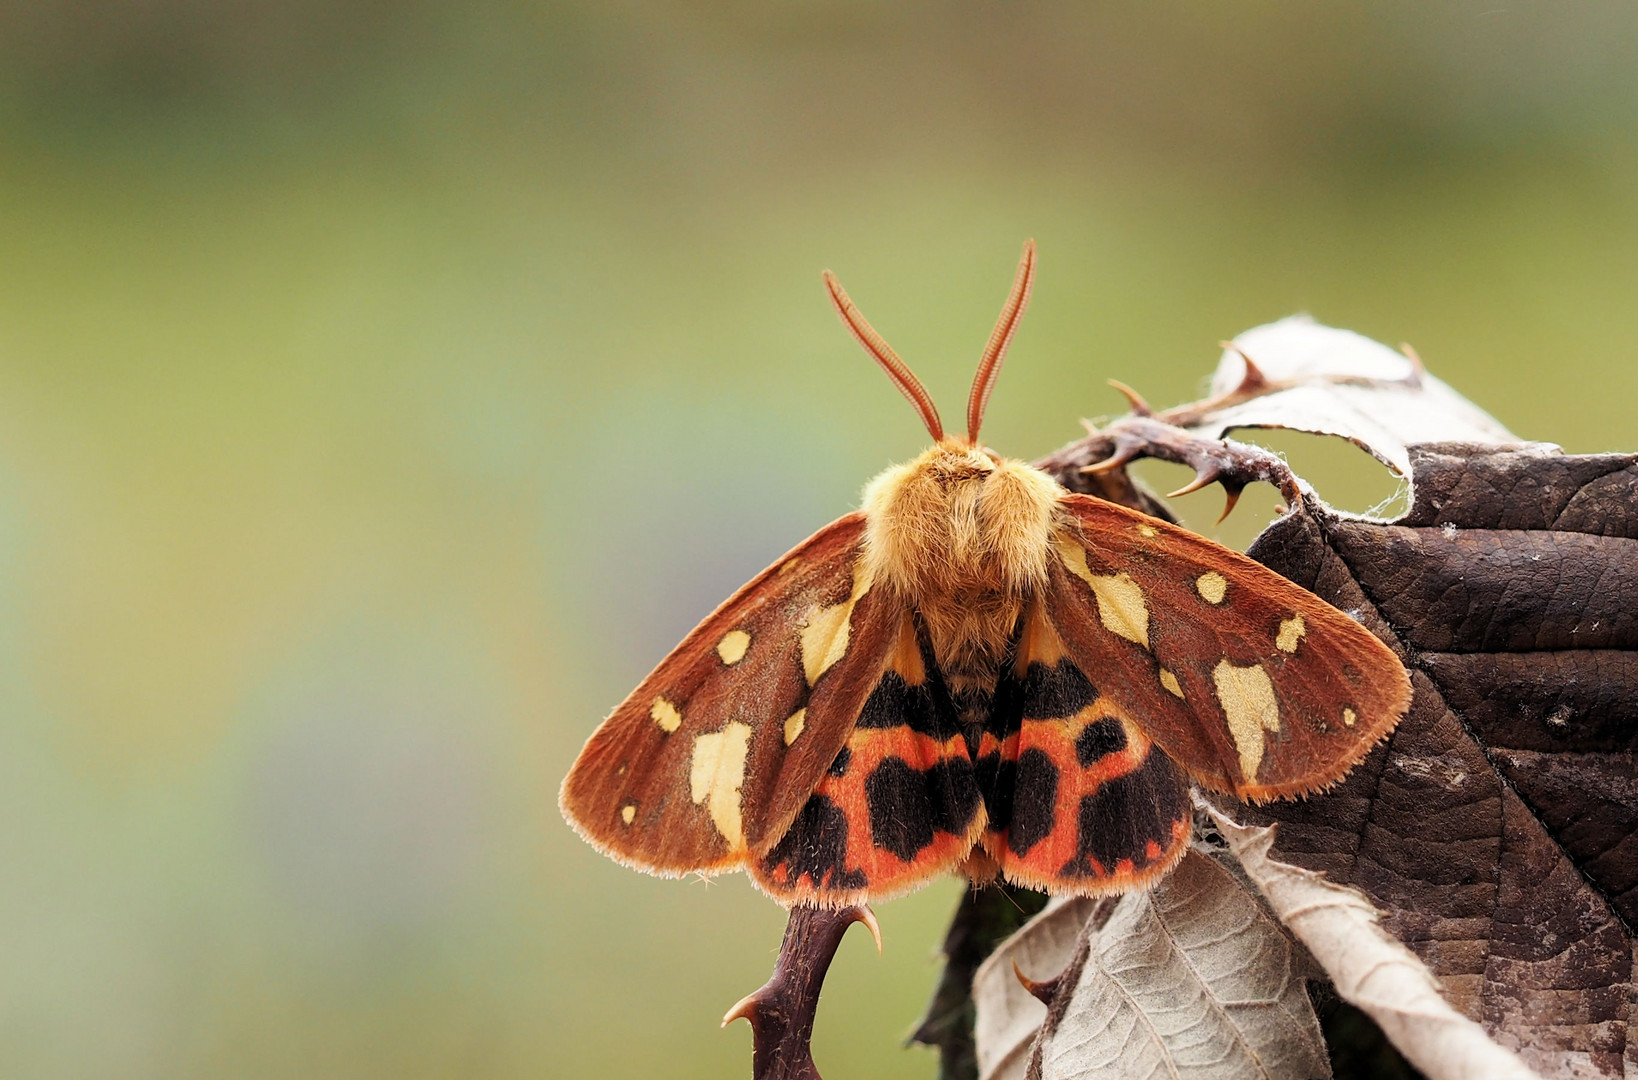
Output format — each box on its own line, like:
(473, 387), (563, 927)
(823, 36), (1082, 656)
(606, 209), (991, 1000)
(1342, 707), (1357, 727)
(620, 804), (636, 825)
(1275, 614), (1306, 654)
(1056, 539), (1150, 649)
(1159, 668), (1184, 698)
(799, 561), (874, 687)
(650, 696), (683, 734)
(1138, 523), (1158, 538)
(716, 629), (751, 665)
(689, 721), (752, 851)
(783, 708), (807, 746)
(1195, 571), (1228, 605)
(1212, 660), (1281, 784)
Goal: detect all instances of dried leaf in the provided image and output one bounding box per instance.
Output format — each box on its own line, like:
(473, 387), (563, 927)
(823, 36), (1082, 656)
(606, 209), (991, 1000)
(976, 850), (1330, 1080)
(1188, 316), (1522, 484)
(912, 884), (1050, 1080)
(969, 324), (1634, 1080)
(1203, 802), (1541, 1080)
(972, 897), (1099, 1080)
(1237, 443), (1638, 1079)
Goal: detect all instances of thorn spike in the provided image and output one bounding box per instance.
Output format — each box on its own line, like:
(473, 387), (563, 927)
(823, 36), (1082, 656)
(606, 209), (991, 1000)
(1011, 960), (1061, 1005)
(966, 239), (1037, 444)
(721, 991), (759, 1028)
(823, 269), (944, 442)
(852, 904), (883, 954)
(1166, 467), (1222, 499)
(1215, 483), (1245, 524)
(1106, 378), (1154, 417)
(1080, 443), (1141, 475)
(1398, 342), (1426, 387)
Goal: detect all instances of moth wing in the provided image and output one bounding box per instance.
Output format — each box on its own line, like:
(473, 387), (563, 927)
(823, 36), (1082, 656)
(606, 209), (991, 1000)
(977, 602), (1191, 895)
(1046, 493), (1412, 801)
(751, 611), (985, 906)
(559, 512), (905, 875)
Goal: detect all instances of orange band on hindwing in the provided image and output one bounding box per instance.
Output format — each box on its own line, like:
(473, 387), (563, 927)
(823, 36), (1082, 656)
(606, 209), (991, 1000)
(753, 613), (985, 904)
(979, 606), (1191, 894)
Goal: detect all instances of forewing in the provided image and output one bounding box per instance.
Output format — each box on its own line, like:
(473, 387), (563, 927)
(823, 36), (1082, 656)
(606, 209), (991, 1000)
(752, 612), (985, 906)
(559, 512), (903, 875)
(978, 602), (1191, 895)
(1048, 493), (1412, 800)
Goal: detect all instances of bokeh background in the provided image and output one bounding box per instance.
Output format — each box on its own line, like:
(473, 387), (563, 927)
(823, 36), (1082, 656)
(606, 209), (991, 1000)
(1, 2), (1635, 1077)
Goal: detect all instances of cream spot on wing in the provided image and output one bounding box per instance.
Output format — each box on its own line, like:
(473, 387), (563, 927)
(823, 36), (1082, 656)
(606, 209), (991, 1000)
(1196, 572), (1228, 605)
(1159, 668), (1184, 698)
(1138, 524), (1158, 538)
(1343, 707), (1357, 727)
(716, 629), (751, 665)
(783, 708), (807, 746)
(620, 804), (636, 825)
(778, 557), (803, 576)
(1212, 660), (1281, 784)
(1276, 614), (1306, 654)
(799, 562), (873, 686)
(1088, 573), (1149, 649)
(689, 721), (752, 851)
(1056, 539), (1150, 649)
(650, 696), (682, 734)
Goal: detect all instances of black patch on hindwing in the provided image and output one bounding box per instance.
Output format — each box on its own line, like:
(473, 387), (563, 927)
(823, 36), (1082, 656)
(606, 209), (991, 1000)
(1075, 719), (1126, 766)
(864, 755), (981, 862)
(1019, 660), (1098, 719)
(828, 747), (851, 777)
(761, 794), (867, 892)
(1006, 749), (1060, 856)
(1060, 750), (1188, 877)
(856, 613), (964, 737)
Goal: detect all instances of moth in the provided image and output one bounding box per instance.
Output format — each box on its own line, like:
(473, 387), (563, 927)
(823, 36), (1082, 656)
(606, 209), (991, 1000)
(560, 241), (1412, 905)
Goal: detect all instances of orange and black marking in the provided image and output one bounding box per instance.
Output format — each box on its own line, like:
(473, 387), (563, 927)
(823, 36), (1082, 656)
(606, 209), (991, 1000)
(754, 614), (983, 902)
(977, 607), (1191, 892)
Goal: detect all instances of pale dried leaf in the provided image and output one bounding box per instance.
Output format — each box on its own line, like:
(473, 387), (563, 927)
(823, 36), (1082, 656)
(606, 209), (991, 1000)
(1013, 850), (1330, 1080)
(1194, 315), (1521, 483)
(1202, 800), (1544, 1080)
(973, 897), (1096, 1080)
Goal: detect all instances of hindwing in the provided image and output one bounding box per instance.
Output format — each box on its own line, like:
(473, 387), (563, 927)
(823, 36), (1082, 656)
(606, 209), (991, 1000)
(976, 603), (1191, 894)
(752, 612), (985, 905)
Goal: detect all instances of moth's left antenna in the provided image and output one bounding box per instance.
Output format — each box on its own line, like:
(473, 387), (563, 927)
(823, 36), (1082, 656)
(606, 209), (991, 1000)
(823, 270), (945, 443)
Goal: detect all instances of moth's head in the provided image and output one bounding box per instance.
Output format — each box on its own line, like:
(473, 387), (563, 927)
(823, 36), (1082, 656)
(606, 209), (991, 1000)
(822, 239), (1036, 456)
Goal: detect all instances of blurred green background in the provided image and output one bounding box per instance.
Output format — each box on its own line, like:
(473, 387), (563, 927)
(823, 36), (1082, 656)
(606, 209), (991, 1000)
(0, 2), (1635, 1077)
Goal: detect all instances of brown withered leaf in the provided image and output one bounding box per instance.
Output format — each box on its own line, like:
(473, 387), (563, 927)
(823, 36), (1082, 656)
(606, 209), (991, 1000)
(1231, 441), (1638, 1079)
(1203, 802), (1539, 1080)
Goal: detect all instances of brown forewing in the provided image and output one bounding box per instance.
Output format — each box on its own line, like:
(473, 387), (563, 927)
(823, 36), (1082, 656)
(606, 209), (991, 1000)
(1046, 493), (1412, 800)
(559, 512), (907, 875)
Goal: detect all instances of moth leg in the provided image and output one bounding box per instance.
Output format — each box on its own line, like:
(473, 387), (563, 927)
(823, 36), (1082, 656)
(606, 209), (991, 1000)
(721, 904), (881, 1080)
(1040, 414), (1301, 523)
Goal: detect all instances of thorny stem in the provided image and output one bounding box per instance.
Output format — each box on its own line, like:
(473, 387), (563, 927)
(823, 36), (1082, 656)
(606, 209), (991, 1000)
(724, 905), (879, 1080)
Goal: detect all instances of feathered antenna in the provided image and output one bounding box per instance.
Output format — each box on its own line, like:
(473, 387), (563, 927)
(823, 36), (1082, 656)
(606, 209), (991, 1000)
(966, 239), (1037, 444)
(824, 270), (945, 442)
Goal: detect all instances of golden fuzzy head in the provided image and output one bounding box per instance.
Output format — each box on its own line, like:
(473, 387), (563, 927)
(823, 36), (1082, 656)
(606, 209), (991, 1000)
(826, 241), (1061, 671)
(860, 441), (1061, 603)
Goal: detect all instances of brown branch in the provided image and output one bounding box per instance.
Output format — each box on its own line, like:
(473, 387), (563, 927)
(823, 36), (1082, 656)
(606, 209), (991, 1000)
(723, 904), (880, 1080)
